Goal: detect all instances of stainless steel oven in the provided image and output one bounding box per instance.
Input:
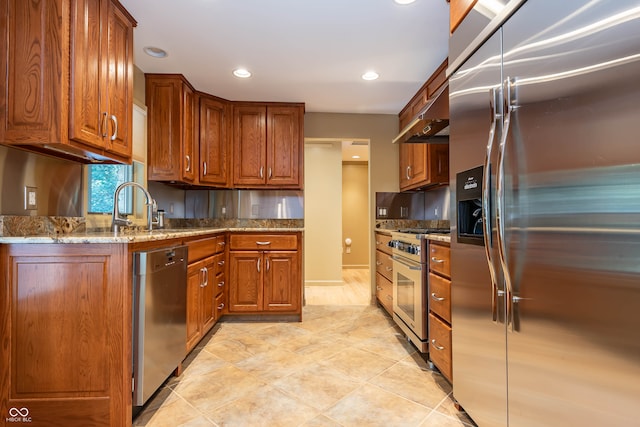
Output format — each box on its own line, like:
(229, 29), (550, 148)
(390, 231), (429, 352)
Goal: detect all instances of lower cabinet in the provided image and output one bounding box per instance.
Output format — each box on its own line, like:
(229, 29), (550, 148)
(185, 234), (226, 353)
(428, 240), (452, 382)
(0, 243), (130, 427)
(228, 233), (301, 315)
(375, 231), (393, 315)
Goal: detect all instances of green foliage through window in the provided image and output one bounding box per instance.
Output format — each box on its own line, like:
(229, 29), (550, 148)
(88, 164), (133, 214)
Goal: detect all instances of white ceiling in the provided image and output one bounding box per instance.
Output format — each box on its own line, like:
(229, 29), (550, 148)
(120, 0), (450, 115)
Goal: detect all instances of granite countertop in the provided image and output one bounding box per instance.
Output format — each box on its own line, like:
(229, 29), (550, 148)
(0, 227), (305, 244)
(425, 233), (451, 243)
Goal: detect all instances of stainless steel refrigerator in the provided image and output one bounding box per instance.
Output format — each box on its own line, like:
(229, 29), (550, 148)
(448, 1), (640, 426)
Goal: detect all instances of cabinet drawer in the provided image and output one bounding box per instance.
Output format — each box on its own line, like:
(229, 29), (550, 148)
(429, 242), (450, 278)
(213, 252), (226, 277)
(375, 250), (393, 282)
(214, 292), (226, 321)
(375, 272), (393, 315)
(429, 313), (452, 382)
(229, 234), (297, 250)
(187, 235), (224, 263)
(429, 272), (451, 323)
(375, 232), (392, 256)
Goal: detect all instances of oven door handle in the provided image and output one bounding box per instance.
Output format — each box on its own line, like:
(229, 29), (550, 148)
(392, 255), (422, 271)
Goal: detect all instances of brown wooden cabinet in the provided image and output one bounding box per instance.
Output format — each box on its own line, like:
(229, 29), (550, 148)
(428, 240), (452, 382)
(449, 0), (477, 33)
(0, 243), (130, 426)
(0, 0), (136, 163)
(199, 93), (231, 187)
(185, 234), (226, 353)
(146, 74), (198, 183)
(233, 103), (304, 189)
(397, 59), (450, 192)
(228, 233), (302, 314)
(374, 231), (393, 315)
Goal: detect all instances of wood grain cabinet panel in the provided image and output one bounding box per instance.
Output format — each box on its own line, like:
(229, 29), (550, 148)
(228, 233), (302, 315)
(428, 241), (452, 383)
(0, 0), (135, 163)
(233, 103), (303, 188)
(450, 0), (477, 34)
(0, 243), (129, 426)
(199, 93), (231, 186)
(146, 74), (198, 183)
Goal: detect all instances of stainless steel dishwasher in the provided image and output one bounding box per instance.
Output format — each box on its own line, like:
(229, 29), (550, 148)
(132, 245), (188, 406)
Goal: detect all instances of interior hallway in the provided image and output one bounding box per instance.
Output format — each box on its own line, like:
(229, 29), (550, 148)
(132, 269), (475, 427)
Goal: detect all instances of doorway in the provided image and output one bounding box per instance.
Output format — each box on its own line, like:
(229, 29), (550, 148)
(304, 138), (370, 305)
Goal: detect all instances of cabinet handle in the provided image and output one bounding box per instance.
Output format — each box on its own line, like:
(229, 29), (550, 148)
(199, 267), (206, 287)
(218, 281), (224, 288)
(110, 115), (118, 141)
(431, 292), (446, 302)
(185, 155), (191, 172)
(266, 258), (270, 271)
(385, 266), (392, 272)
(217, 303), (225, 310)
(431, 339), (445, 351)
(376, 286), (383, 291)
(386, 295), (392, 301)
(259, 166), (264, 179)
(218, 241), (226, 247)
(218, 260), (225, 266)
(101, 112), (108, 137)
(257, 258), (261, 272)
(376, 261), (382, 266)
(256, 241), (271, 246)
(431, 257), (444, 263)
(268, 167), (272, 179)
(203, 161), (208, 176)
(406, 165), (411, 180)
(204, 267), (209, 287)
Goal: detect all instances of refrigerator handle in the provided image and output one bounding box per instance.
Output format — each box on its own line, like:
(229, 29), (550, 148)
(484, 86), (502, 323)
(496, 76), (518, 332)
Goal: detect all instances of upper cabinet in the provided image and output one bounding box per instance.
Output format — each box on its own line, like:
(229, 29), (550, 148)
(233, 103), (304, 189)
(146, 74), (199, 183)
(449, 0), (477, 34)
(199, 93), (231, 187)
(398, 59), (450, 192)
(0, 0), (136, 163)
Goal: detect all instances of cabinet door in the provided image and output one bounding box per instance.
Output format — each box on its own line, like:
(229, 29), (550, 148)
(1, 244), (128, 426)
(186, 260), (204, 352)
(69, 0), (108, 150)
(409, 143), (428, 185)
(428, 144), (450, 185)
(182, 82), (197, 182)
(104, 0), (133, 159)
(145, 76), (196, 183)
(0, 0), (66, 145)
(266, 106), (302, 187)
(201, 256), (216, 333)
(228, 251), (262, 312)
(200, 95), (230, 186)
(263, 251), (300, 312)
(233, 105), (266, 186)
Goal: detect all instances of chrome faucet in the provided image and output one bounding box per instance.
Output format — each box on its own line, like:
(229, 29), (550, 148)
(112, 181), (160, 232)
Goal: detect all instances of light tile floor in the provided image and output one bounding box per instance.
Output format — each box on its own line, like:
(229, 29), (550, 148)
(132, 303), (476, 427)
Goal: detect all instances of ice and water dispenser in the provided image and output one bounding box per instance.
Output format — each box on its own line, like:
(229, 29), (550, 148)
(456, 165), (484, 246)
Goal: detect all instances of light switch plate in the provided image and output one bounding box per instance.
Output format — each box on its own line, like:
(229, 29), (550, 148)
(25, 186), (38, 210)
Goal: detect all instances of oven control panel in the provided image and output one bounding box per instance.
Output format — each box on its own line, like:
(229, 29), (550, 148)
(388, 239), (421, 256)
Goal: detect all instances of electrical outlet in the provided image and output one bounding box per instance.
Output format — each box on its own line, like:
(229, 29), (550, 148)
(24, 186), (37, 210)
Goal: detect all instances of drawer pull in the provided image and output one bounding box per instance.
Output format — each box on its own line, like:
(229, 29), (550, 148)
(431, 257), (444, 263)
(431, 292), (445, 302)
(376, 261), (382, 266)
(386, 295), (392, 301)
(218, 281), (224, 288)
(431, 339), (445, 351)
(385, 266), (393, 272)
(218, 260), (225, 266)
(256, 241), (271, 246)
(218, 241), (226, 246)
(217, 303), (225, 310)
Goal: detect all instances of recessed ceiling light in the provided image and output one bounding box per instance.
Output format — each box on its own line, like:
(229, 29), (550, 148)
(352, 155), (361, 159)
(394, 0), (416, 4)
(143, 46), (167, 58)
(362, 71), (379, 81)
(233, 68), (252, 78)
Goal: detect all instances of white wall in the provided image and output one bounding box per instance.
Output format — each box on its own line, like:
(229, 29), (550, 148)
(304, 141), (343, 285)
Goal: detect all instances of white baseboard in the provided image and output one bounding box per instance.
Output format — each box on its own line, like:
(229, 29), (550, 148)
(305, 280), (343, 287)
(342, 265), (369, 269)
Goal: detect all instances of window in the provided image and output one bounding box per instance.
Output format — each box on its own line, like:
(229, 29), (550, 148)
(87, 164), (133, 214)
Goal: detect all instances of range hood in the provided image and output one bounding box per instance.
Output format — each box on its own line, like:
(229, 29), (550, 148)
(392, 82), (449, 144)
